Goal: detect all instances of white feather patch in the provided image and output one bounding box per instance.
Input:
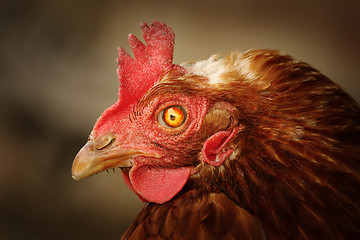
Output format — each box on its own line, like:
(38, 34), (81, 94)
(181, 55), (228, 84)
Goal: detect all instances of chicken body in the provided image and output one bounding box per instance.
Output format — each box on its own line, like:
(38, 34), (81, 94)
(72, 21), (360, 239)
(122, 188), (266, 240)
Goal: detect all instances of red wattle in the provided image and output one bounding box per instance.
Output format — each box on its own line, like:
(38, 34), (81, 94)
(121, 170), (147, 202)
(129, 165), (191, 204)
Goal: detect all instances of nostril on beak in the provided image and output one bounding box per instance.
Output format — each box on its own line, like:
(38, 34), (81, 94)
(95, 134), (116, 150)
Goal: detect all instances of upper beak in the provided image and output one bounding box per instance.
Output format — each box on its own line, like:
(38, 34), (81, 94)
(71, 140), (142, 180)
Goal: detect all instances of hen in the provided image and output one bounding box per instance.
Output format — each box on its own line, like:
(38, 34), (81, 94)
(72, 21), (360, 239)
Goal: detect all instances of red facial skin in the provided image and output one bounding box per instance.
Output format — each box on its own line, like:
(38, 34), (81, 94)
(73, 90), (208, 203)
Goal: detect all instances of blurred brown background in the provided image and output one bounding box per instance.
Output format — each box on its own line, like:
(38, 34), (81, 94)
(0, 0), (359, 239)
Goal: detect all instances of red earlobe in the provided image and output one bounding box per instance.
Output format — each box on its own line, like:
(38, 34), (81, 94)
(201, 126), (243, 166)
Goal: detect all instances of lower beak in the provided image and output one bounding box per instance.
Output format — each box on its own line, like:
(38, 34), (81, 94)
(71, 140), (141, 180)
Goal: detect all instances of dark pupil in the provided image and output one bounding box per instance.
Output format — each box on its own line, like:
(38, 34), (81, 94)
(170, 114), (176, 120)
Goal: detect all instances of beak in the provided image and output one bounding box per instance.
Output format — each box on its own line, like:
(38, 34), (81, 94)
(71, 140), (143, 180)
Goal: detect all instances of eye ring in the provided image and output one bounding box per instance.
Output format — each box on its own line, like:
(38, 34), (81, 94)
(158, 105), (187, 128)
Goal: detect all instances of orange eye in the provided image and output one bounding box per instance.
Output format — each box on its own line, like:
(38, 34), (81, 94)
(158, 105), (187, 128)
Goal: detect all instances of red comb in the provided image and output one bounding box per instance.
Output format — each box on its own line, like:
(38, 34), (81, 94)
(116, 21), (179, 105)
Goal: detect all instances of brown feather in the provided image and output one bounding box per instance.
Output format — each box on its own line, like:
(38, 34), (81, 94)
(128, 49), (360, 239)
(121, 189), (266, 240)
